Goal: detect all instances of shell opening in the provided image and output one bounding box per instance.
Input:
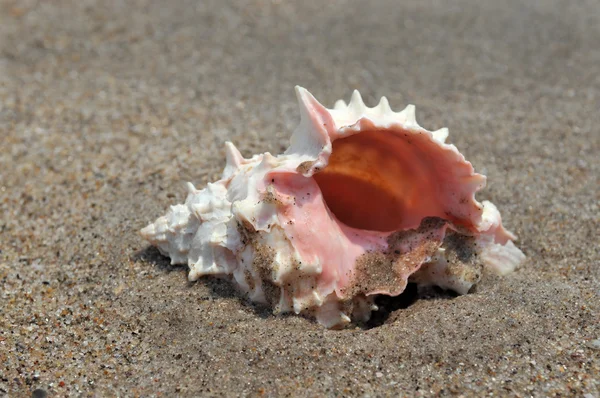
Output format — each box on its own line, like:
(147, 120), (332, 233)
(313, 129), (441, 232)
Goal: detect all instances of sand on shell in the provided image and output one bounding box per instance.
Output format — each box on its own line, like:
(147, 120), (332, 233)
(1, 0), (598, 396)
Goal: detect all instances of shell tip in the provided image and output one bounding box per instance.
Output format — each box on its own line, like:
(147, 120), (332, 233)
(402, 104), (417, 125)
(377, 96), (392, 113)
(185, 181), (196, 194)
(333, 99), (347, 110)
(349, 90), (366, 112)
(139, 224), (154, 239)
(225, 141), (244, 168)
(432, 127), (449, 143)
(294, 85), (320, 123)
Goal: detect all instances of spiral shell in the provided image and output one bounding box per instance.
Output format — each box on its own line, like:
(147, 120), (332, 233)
(140, 87), (525, 328)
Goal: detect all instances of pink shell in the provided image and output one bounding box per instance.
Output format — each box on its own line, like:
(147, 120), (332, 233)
(141, 87), (525, 328)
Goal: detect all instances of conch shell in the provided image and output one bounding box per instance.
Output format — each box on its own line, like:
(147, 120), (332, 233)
(140, 87), (525, 328)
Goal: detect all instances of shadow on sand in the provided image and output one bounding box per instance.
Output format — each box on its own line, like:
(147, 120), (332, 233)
(133, 245), (459, 329)
(132, 245), (276, 320)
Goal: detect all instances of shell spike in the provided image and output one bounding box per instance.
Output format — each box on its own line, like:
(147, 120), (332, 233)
(402, 104), (417, 125)
(432, 127), (449, 143)
(348, 90), (366, 113)
(185, 181), (196, 195)
(377, 96), (392, 113)
(333, 99), (347, 110)
(225, 141), (244, 167)
(286, 86), (335, 156)
(294, 86), (333, 129)
(222, 141), (245, 179)
(295, 86), (318, 123)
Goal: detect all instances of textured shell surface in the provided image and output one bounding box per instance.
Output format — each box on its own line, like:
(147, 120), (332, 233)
(140, 86), (525, 329)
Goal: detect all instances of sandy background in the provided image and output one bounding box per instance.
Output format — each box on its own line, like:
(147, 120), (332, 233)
(1, 0), (599, 396)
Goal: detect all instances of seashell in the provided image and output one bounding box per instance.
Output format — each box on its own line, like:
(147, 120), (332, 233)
(140, 86), (525, 328)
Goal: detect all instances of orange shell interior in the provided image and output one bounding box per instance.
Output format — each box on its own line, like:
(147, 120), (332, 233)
(313, 129), (443, 232)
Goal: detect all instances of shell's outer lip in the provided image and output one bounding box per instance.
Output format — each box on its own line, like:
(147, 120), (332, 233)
(269, 86), (521, 299)
(140, 86), (526, 328)
(284, 86), (515, 240)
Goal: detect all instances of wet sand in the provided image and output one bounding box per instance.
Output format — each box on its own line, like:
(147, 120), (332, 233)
(1, 0), (599, 396)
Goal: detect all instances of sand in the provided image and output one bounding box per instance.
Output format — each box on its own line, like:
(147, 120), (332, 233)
(1, 0), (599, 396)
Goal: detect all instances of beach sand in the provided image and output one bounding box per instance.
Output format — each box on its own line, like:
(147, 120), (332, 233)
(1, 0), (598, 396)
